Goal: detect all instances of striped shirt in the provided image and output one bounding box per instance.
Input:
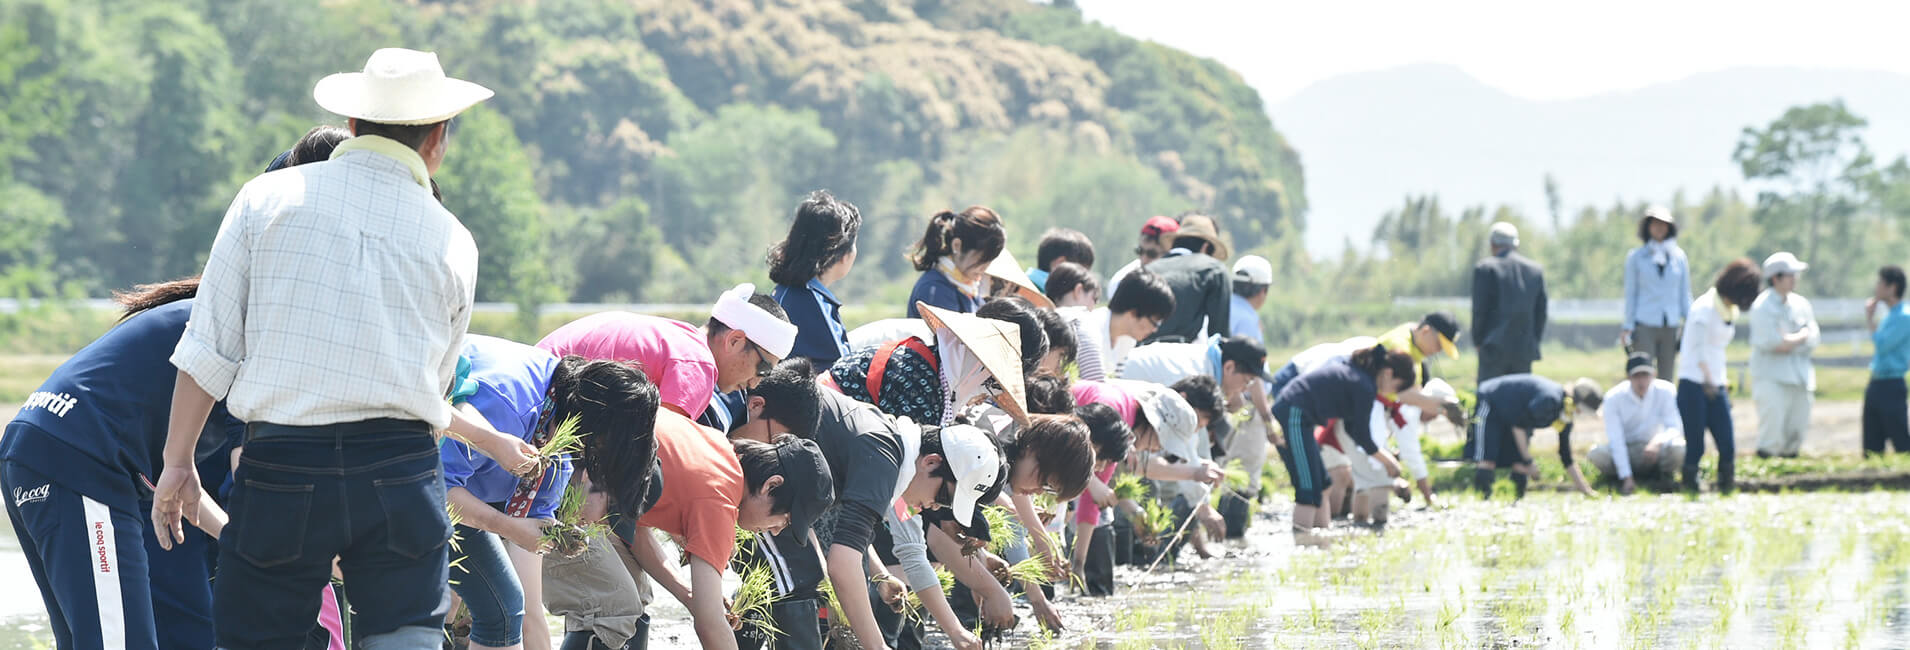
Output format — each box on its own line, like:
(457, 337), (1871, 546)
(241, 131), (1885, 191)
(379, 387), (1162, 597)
(171, 136), (478, 429)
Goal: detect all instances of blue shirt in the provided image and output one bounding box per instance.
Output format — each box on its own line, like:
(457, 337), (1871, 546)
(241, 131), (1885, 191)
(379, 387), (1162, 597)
(775, 279), (851, 367)
(1229, 294), (1262, 343)
(906, 270), (980, 318)
(1026, 267), (1050, 293)
(3, 300), (246, 500)
(1623, 244), (1692, 329)
(444, 335), (571, 520)
(1872, 303), (1910, 378)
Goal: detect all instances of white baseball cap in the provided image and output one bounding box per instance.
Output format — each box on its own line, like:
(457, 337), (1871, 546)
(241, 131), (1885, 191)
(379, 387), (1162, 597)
(939, 424), (1002, 524)
(1763, 252), (1809, 277)
(1231, 255), (1273, 285)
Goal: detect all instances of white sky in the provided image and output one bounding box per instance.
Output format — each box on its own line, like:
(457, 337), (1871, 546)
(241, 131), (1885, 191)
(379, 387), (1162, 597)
(1075, 0), (1910, 103)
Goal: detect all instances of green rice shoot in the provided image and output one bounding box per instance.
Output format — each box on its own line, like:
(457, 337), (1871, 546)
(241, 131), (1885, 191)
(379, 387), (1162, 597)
(537, 414), (587, 467)
(982, 505), (1023, 555)
(1007, 556), (1058, 585)
(539, 479), (607, 558)
(1112, 473), (1148, 501)
(731, 562), (784, 640)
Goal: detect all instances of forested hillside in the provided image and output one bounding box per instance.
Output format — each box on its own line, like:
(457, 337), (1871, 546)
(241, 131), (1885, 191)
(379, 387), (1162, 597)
(0, 0), (1307, 319)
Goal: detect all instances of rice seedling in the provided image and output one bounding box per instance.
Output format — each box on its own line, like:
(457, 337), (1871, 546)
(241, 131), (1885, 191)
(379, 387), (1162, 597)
(1111, 473), (1147, 501)
(982, 505), (1022, 555)
(898, 566), (955, 622)
(1006, 556), (1058, 586)
(729, 562), (783, 641)
(539, 480), (607, 558)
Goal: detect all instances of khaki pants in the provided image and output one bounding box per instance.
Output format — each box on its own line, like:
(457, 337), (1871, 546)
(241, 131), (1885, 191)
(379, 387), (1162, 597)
(1631, 324), (1680, 383)
(543, 532), (651, 648)
(1753, 379), (1812, 456)
(1587, 436), (1685, 480)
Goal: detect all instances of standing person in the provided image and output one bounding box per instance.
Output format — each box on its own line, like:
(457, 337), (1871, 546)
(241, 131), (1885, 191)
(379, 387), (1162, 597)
(1043, 262), (1101, 308)
(1467, 375), (1604, 499)
(1589, 353), (1687, 494)
(769, 190), (862, 369)
(1750, 252), (1819, 459)
(1228, 255), (1272, 343)
(150, 48), (493, 649)
(537, 284), (797, 425)
(1064, 269), (1175, 381)
(1270, 346), (1413, 538)
(1107, 216), (1181, 290)
(1863, 265), (1910, 456)
(1677, 259), (1762, 492)
(443, 336), (662, 650)
(1028, 228), (1096, 293)
(1143, 214), (1233, 344)
(906, 206), (1006, 318)
(1622, 206), (1691, 380)
(1471, 222), (1548, 382)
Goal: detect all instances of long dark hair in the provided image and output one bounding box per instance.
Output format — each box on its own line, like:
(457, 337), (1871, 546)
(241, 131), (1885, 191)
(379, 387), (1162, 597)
(1348, 344), (1414, 387)
(550, 356), (661, 522)
(910, 206), (1005, 272)
(767, 190), (861, 287)
(113, 277), (201, 321)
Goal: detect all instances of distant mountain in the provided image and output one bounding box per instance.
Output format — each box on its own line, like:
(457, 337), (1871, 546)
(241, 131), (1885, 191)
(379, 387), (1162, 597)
(1273, 64), (1910, 256)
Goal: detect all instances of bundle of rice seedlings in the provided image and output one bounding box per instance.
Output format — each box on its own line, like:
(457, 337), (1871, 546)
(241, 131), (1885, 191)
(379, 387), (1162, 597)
(729, 562), (783, 640)
(539, 481), (606, 558)
(1005, 556), (1058, 586)
(1111, 473), (1148, 501)
(981, 505), (1023, 555)
(898, 566), (957, 621)
(1220, 459), (1251, 494)
(1133, 498), (1177, 545)
(534, 415), (587, 472)
(735, 527), (758, 555)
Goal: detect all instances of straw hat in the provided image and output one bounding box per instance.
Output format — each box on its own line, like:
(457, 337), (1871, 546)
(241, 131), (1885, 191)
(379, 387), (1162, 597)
(1173, 214), (1232, 261)
(917, 302), (1029, 426)
(314, 48), (494, 125)
(983, 249), (1054, 309)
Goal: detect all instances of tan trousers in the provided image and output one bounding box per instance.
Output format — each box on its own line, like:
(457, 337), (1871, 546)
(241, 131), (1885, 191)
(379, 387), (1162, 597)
(1753, 379), (1812, 456)
(543, 532), (651, 647)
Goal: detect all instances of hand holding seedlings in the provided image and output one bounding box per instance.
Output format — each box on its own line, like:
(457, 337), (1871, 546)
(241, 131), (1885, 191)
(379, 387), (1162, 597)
(873, 573), (907, 612)
(503, 516), (556, 553)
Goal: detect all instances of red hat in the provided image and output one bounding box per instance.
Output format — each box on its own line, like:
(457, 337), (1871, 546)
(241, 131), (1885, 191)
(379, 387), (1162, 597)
(1140, 216), (1180, 238)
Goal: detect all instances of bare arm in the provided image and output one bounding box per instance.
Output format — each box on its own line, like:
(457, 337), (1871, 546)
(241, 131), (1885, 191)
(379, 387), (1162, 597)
(688, 557), (738, 650)
(627, 527), (691, 607)
(152, 371), (217, 549)
(827, 544), (889, 650)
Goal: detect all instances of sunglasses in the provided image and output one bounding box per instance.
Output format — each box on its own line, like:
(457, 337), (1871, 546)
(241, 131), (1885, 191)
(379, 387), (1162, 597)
(751, 344), (774, 378)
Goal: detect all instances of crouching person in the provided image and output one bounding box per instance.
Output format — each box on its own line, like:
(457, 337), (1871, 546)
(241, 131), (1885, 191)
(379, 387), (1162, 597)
(1589, 353), (1687, 495)
(1468, 375), (1604, 499)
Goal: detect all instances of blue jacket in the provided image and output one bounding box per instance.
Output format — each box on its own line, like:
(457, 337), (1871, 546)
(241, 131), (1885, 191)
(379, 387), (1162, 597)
(906, 270), (979, 318)
(1271, 358), (1381, 454)
(775, 279), (850, 367)
(445, 335), (571, 520)
(3, 300), (245, 500)
(1623, 244), (1691, 329)
(1872, 303), (1910, 378)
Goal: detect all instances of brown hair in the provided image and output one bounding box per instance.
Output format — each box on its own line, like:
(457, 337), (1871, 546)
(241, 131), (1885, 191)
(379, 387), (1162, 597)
(1714, 258), (1762, 310)
(113, 277), (201, 321)
(910, 206), (1005, 272)
(1004, 414), (1095, 501)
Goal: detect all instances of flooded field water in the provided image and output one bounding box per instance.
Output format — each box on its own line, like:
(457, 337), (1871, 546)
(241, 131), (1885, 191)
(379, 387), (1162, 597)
(4, 492), (1908, 649)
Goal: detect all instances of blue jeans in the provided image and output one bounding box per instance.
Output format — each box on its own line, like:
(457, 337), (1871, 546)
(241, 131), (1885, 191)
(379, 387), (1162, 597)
(450, 524), (524, 647)
(1676, 379), (1735, 479)
(216, 421), (450, 649)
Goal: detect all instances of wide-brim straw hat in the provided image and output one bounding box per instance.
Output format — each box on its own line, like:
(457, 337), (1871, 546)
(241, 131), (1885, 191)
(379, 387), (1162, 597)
(983, 249), (1055, 309)
(314, 48), (494, 125)
(1173, 214), (1232, 261)
(917, 302), (1029, 427)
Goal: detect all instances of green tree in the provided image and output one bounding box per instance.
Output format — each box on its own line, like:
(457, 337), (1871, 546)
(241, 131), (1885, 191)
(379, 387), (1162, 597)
(1733, 100), (1874, 276)
(436, 106), (557, 339)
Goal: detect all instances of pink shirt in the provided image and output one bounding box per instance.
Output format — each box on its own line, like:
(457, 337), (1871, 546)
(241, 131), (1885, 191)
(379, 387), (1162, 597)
(1075, 463), (1119, 525)
(537, 311), (718, 418)
(1070, 379), (1138, 427)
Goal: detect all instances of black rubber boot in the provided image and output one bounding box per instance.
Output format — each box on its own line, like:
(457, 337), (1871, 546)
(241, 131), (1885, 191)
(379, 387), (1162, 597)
(1473, 468), (1496, 498)
(1718, 459), (1735, 495)
(1681, 471), (1701, 494)
(1510, 473), (1528, 500)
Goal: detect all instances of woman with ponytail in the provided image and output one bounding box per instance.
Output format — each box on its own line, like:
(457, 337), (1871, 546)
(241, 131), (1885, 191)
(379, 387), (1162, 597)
(768, 190), (862, 368)
(905, 206), (1006, 318)
(1269, 344), (1414, 541)
(442, 335), (661, 650)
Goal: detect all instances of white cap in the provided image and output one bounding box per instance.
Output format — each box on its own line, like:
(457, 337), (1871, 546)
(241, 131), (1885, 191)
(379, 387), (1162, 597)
(1127, 381), (1201, 462)
(710, 283), (798, 359)
(1489, 222), (1520, 248)
(1421, 378), (1456, 402)
(939, 424), (1002, 524)
(1231, 255), (1273, 285)
(1763, 251), (1809, 277)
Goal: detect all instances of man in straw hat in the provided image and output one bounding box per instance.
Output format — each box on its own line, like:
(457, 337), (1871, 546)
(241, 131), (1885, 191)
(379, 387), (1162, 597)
(1144, 213), (1234, 344)
(151, 48), (493, 648)
(1471, 221), (1549, 382)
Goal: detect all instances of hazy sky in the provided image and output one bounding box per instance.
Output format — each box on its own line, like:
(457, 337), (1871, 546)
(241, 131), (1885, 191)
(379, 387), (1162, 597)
(1075, 0), (1910, 103)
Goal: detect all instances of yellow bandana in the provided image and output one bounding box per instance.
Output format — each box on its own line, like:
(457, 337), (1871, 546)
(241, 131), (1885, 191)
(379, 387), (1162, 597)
(328, 135), (431, 189)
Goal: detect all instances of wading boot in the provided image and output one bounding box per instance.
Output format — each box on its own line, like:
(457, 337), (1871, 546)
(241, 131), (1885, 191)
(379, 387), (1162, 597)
(1681, 472), (1700, 494)
(1718, 461), (1735, 495)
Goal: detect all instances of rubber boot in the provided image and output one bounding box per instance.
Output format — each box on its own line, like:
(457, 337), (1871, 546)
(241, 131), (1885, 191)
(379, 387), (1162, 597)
(1680, 471), (1700, 494)
(1718, 459), (1735, 495)
(1510, 473), (1527, 500)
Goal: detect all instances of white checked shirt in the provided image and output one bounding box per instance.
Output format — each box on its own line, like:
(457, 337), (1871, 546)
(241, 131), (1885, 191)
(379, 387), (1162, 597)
(171, 136), (478, 429)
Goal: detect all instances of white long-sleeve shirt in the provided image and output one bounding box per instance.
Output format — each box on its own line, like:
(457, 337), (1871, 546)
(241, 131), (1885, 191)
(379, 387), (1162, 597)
(1372, 403), (1430, 481)
(1599, 379), (1683, 479)
(1677, 288), (1736, 388)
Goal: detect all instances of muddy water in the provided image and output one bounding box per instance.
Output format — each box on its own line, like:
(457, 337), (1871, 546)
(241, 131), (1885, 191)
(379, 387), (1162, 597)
(3, 493), (1907, 649)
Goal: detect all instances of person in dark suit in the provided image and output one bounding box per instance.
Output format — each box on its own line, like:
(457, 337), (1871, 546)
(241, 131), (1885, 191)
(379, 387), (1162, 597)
(1471, 222), (1548, 382)
(1143, 213), (1232, 344)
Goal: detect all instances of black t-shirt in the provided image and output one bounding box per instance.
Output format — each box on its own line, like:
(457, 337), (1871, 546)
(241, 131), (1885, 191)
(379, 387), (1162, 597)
(812, 391), (906, 551)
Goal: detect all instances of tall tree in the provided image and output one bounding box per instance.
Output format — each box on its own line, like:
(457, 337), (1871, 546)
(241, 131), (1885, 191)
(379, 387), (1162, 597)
(436, 106), (557, 339)
(1732, 100), (1875, 269)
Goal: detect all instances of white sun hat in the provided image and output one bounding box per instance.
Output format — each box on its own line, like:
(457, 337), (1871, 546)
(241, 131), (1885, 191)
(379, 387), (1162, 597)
(314, 48), (494, 125)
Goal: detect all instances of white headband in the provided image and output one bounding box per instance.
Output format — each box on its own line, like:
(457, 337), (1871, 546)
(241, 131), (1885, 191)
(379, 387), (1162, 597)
(711, 283), (797, 359)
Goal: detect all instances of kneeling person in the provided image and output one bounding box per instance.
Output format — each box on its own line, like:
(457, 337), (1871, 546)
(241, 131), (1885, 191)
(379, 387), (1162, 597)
(1588, 353), (1687, 494)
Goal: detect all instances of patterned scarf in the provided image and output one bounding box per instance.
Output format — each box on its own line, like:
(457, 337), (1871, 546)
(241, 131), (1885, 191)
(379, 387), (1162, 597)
(503, 381), (562, 518)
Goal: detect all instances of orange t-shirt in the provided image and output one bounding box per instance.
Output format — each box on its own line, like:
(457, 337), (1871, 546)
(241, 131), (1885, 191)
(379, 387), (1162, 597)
(635, 409), (745, 569)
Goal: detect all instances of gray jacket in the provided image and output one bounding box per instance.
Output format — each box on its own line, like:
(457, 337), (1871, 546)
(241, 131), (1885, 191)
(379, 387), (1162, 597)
(1471, 251), (1548, 363)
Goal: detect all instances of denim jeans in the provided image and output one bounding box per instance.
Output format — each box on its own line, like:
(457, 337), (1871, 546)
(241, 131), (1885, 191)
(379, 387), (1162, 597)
(450, 524), (524, 647)
(1677, 379), (1735, 479)
(216, 421), (450, 649)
